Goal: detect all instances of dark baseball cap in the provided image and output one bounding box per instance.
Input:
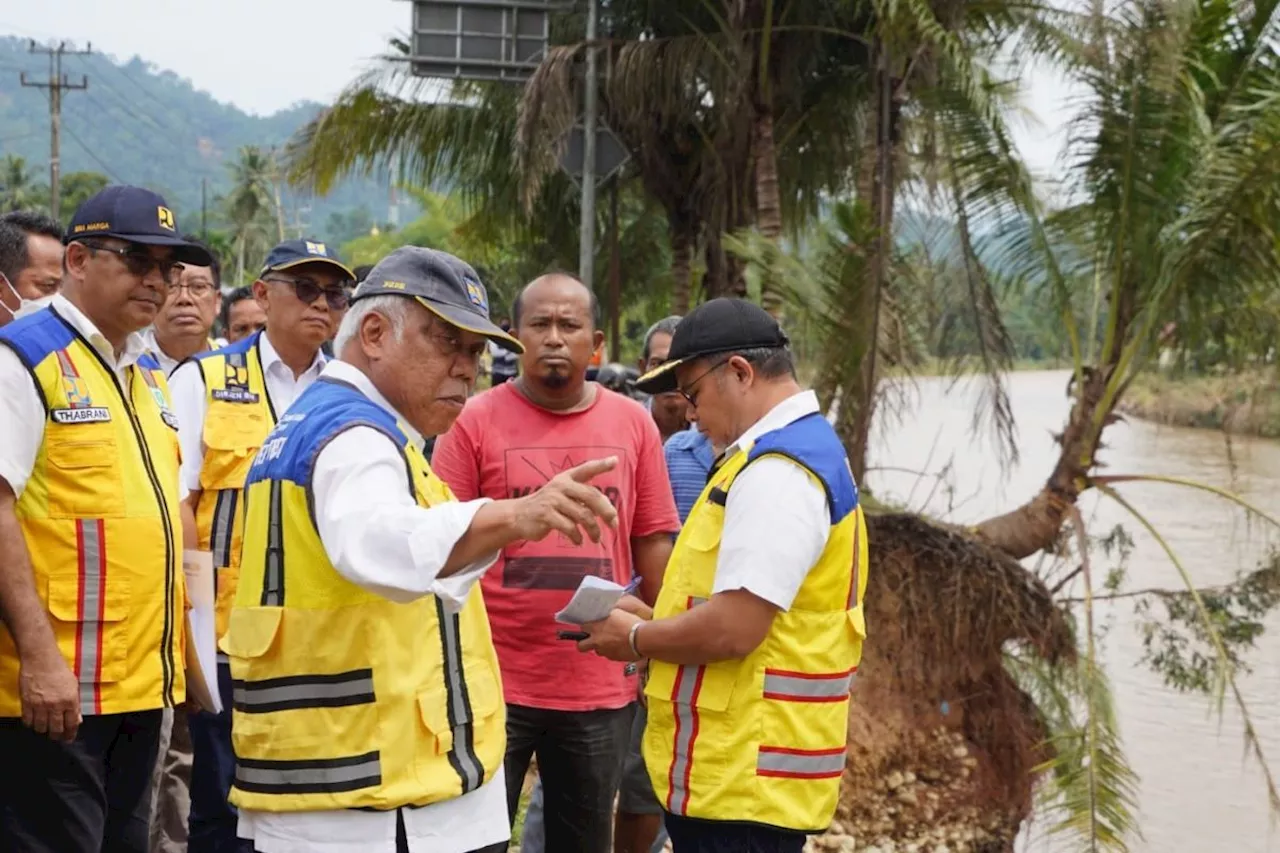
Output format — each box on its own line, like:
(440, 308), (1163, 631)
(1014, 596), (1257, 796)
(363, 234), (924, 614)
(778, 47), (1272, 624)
(352, 246), (523, 353)
(66, 186), (213, 266)
(260, 238), (355, 281)
(636, 298), (789, 394)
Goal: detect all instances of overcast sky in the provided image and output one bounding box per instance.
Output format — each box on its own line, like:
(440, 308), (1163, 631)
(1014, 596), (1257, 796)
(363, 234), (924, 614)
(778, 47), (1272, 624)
(2, 1), (1075, 181)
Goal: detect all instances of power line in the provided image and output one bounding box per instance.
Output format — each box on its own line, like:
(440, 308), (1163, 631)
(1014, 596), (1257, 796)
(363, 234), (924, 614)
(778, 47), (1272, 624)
(19, 39), (91, 217)
(71, 53), (183, 139)
(60, 122), (123, 183)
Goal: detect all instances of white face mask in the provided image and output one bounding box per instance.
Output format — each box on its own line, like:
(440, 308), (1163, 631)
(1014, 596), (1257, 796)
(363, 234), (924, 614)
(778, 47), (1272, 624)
(0, 271), (52, 321)
(0, 271), (27, 319)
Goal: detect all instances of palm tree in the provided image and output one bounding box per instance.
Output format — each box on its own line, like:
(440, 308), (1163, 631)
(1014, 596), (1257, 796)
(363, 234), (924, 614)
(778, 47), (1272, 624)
(224, 146), (283, 283)
(0, 155), (41, 213)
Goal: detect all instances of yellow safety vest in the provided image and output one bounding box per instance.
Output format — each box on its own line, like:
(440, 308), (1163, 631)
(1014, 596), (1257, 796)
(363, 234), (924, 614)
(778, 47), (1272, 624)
(222, 376), (505, 812)
(0, 307), (186, 717)
(643, 413), (868, 832)
(190, 332), (275, 641)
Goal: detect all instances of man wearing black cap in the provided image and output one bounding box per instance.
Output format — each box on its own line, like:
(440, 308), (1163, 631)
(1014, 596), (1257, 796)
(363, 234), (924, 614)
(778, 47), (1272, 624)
(576, 298), (870, 853)
(221, 246), (620, 853)
(0, 186), (212, 852)
(166, 237), (354, 853)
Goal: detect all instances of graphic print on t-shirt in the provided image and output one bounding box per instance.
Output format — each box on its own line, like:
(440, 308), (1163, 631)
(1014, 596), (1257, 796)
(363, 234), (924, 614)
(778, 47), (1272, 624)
(503, 444), (627, 589)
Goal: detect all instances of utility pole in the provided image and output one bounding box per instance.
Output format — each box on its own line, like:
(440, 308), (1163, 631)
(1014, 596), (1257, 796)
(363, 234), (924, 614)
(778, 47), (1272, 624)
(20, 40), (91, 220)
(578, 0), (598, 291)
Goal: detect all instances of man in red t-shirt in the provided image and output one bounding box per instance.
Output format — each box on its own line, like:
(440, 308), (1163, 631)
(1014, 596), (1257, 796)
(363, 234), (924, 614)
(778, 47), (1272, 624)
(432, 273), (679, 853)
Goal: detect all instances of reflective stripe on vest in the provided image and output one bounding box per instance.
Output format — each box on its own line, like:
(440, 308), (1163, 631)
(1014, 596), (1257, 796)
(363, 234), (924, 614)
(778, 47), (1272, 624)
(235, 750), (383, 796)
(74, 518), (107, 716)
(438, 598), (486, 794)
(757, 746), (846, 779)
(233, 668), (376, 714)
(762, 667), (855, 703)
(262, 480), (285, 607)
(847, 513), (861, 609)
(210, 489), (239, 571)
(666, 596), (707, 816)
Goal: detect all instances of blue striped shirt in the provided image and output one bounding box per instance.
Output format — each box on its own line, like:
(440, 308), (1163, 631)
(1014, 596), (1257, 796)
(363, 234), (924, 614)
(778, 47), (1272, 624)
(664, 429), (716, 523)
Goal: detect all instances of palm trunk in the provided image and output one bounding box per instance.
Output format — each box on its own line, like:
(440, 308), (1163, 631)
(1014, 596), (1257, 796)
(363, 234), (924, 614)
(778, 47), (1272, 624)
(974, 367), (1112, 559)
(755, 109), (786, 319)
(840, 53), (895, 483)
(671, 226), (693, 315)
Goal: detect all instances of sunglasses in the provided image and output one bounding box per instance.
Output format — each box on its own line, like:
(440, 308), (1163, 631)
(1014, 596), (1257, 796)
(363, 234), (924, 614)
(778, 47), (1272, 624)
(81, 240), (183, 285)
(264, 275), (352, 310)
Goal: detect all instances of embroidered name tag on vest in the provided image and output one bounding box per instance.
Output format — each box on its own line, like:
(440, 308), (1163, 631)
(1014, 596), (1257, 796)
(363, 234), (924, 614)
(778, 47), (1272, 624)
(212, 388), (260, 404)
(52, 407), (112, 424)
(161, 411), (180, 430)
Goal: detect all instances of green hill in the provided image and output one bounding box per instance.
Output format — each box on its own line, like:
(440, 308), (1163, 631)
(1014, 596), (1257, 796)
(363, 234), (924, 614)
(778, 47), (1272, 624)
(0, 35), (400, 235)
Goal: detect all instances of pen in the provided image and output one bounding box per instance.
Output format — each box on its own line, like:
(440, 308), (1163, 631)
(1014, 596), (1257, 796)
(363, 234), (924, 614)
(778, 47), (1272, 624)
(622, 576), (642, 596)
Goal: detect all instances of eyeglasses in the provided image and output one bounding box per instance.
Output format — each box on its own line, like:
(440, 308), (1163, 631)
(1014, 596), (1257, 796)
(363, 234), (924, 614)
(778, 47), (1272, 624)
(677, 359), (730, 407)
(81, 240), (183, 285)
(264, 275), (352, 310)
(427, 327), (486, 367)
(170, 281), (217, 298)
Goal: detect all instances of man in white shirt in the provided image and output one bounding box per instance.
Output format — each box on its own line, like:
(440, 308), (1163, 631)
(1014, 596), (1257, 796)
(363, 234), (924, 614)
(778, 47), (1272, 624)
(141, 236), (222, 376)
(224, 246), (620, 853)
(0, 186), (211, 853)
(168, 237), (355, 853)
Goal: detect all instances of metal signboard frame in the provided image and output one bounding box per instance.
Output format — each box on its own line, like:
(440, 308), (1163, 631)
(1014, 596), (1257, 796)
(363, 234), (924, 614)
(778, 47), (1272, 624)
(407, 0), (561, 83)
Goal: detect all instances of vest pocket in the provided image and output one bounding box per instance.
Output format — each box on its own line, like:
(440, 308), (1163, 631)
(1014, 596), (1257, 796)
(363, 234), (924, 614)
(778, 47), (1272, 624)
(46, 440), (125, 518)
(46, 568), (129, 684)
(199, 412), (266, 491)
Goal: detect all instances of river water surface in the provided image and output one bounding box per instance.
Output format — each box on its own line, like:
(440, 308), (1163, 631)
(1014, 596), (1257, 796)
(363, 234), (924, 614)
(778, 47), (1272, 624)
(866, 370), (1280, 853)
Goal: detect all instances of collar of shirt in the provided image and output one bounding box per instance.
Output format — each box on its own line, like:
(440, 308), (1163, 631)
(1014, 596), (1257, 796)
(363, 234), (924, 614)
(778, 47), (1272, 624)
(258, 329), (326, 381)
(726, 389), (820, 457)
(51, 293), (149, 373)
(320, 360), (427, 449)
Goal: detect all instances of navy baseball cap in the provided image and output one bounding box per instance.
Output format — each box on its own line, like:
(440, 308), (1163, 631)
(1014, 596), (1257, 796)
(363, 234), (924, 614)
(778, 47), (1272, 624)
(66, 186), (213, 266)
(353, 246), (523, 353)
(636, 298), (789, 394)
(260, 238), (355, 281)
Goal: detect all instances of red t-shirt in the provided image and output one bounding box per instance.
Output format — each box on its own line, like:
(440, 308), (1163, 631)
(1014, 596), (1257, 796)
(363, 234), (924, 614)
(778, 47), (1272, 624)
(431, 382), (680, 711)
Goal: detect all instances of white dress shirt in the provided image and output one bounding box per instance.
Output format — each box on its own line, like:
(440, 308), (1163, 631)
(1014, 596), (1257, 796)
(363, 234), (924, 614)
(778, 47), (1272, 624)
(0, 295), (186, 501)
(712, 390), (834, 610)
(139, 326), (214, 377)
(168, 330), (326, 494)
(237, 359), (509, 853)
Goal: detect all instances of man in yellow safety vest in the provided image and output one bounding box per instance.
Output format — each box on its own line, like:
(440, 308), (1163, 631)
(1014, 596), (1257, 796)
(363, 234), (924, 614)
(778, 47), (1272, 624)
(0, 186), (211, 852)
(579, 298), (869, 853)
(222, 246), (621, 853)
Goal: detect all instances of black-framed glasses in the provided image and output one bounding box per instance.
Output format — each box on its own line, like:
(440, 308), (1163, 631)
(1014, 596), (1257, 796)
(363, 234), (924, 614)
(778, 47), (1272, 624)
(677, 358), (730, 407)
(264, 275), (352, 310)
(81, 240), (183, 285)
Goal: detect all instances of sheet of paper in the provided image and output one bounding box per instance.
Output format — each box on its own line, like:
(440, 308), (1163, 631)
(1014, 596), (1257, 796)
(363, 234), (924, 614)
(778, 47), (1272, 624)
(555, 575), (633, 625)
(182, 550), (221, 714)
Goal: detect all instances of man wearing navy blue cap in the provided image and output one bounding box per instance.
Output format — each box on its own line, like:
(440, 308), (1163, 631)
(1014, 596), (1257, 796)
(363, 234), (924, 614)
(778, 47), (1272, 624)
(0, 186), (209, 852)
(167, 237), (354, 853)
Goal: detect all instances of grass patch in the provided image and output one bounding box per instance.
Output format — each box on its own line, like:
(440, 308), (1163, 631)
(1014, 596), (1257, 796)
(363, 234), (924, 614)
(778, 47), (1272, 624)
(1120, 369), (1280, 437)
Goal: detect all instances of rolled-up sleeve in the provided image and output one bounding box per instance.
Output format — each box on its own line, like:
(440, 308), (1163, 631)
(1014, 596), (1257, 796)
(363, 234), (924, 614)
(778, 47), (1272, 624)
(311, 426), (497, 611)
(0, 346), (46, 498)
(711, 457), (831, 611)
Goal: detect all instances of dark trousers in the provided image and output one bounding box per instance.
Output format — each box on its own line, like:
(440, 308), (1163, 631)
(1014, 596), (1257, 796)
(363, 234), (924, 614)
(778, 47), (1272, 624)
(0, 709), (164, 853)
(500, 703), (633, 853)
(188, 661), (250, 853)
(663, 813), (806, 853)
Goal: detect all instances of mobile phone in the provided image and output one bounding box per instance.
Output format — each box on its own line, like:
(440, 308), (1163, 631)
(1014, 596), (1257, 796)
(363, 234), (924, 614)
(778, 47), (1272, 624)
(557, 630), (589, 641)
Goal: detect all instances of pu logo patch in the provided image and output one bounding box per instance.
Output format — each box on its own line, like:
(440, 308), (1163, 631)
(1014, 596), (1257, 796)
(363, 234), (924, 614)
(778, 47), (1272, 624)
(52, 407), (111, 424)
(305, 241), (327, 256)
(62, 375), (92, 408)
(225, 362), (249, 388)
(158, 206), (176, 232)
(464, 278), (487, 311)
